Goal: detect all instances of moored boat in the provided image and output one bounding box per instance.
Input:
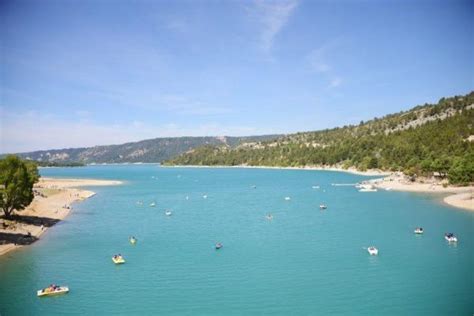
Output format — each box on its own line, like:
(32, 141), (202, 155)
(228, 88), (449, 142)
(215, 242), (223, 250)
(266, 214), (273, 220)
(129, 236), (137, 244)
(150, 202), (156, 207)
(414, 227), (424, 234)
(165, 210), (172, 216)
(284, 196), (291, 201)
(319, 204), (327, 210)
(444, 233), (458, 242)
(367, 246), (378, 255)
(37, 285), (69, 297)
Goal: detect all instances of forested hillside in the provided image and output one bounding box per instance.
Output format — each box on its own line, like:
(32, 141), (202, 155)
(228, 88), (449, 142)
(164, 92), (474, 184)
(9, 135), (280, 164)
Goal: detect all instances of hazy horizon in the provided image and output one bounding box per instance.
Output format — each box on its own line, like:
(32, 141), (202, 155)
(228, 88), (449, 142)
(1, 0), (472, 153)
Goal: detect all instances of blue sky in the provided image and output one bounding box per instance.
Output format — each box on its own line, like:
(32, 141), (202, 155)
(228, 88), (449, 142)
(1, 0), (472, 153)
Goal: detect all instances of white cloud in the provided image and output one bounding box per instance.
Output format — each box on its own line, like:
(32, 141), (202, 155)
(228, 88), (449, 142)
(0, 111), (274, 153)
(307, 41), (344, 89)
(250, 0), (299, 52)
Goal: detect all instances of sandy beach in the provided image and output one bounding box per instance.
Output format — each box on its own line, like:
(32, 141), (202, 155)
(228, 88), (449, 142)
(0, 178), (121, 257)
(368, 174), (473, 211)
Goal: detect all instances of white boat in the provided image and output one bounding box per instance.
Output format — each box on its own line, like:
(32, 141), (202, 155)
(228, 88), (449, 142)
(367, 246), (378, 255)
(165, 210), (172, 216)
(319, 204), (327, 210)
(385, 187), (392, 191)
(150, 202), (156, 207)
(284, 197), (291, 201)
(359, 184), (377, 192)
(445, 233), (458, 242)
(37, 285), (69, 297)
(265, 214), (273, 220)
(312, 185), (320, 189)
(215, 242), (223, 250)
(129, 236), (137, 244)
(185, 196), (189, 200)
(414, 227), (424, 234)
(203, 194), (208, 199)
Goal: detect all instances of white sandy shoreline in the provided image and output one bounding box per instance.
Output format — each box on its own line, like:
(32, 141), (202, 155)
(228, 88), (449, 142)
(0, 177), (121, 257)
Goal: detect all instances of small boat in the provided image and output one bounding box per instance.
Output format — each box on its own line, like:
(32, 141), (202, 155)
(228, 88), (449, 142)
(112, 255), (126, 264)
(359, 184), (377, 192)
(185, 196), (189, 200)
(37, 285), (69, 297)
(444, 233), (458, 243)
(203, 194), (208, 199)
(215, 242), (223, 250)
(251, 185), (257, 189)
(266, 214), (273, 220)
(414, 227), (424, 234)
(319, 204), (327, 210)
(136, 201), (143, 205)
(284, 197), (291, 201)
(150, 202), (156, 207)
(367, 246), (378, 255)
(129, 236), (137, 244)
(385, 187), (392, 191)
(312, 185), (320, 189)
(165, 210), (172, 216)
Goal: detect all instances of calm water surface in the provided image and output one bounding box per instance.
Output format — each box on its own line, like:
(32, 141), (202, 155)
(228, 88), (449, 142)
(0, 165), (472, 315)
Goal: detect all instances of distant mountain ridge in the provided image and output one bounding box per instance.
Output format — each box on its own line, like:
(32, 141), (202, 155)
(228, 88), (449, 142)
(9, 135), (281, 164)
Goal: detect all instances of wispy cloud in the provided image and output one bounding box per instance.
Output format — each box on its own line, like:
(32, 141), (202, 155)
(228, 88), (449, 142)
(306, 40), (344, 89)
(249, 0), (299, 52)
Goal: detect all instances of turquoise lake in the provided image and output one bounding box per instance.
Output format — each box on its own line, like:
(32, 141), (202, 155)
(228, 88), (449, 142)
(0, 165), (472, 315)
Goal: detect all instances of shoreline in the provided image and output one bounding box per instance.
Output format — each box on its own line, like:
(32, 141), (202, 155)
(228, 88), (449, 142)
(0, 178), (121, 257)
(162, 164), (390, 176)
(367, 175), (473, 211)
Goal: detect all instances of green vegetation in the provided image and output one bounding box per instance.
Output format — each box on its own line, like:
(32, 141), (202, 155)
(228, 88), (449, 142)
(9, 135), (280, 164)
(164, 92), (474, 185)
(35, 161), (86, 167)
(0, 155), (40, 219)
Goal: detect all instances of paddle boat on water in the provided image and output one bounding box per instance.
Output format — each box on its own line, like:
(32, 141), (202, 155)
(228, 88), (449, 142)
(165, 210), (172, 216)
(112, 254), (126, 264)
(129, 236), (137, 244)
(37, 284), (69, 297)
(444, 233), (458, 243)
(215, 242), (223, 250)
(367, 246), (379, 255)
(266, 213), (273, 220)
(414, 227), (424, 234)
(319, 204), (327, 210)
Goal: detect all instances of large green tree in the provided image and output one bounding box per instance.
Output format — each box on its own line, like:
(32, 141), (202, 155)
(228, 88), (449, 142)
(0, 155), (40, 219)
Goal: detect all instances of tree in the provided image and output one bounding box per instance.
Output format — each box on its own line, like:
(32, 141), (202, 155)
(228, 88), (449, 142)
(0, 155), (39, 219)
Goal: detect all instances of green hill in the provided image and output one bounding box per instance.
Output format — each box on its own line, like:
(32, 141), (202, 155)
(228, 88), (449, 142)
(9, 135), (280, 164)
(164, 92), (474, 185)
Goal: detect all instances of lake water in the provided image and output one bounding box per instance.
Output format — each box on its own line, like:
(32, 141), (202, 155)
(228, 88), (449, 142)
(0, 165), (472, 315)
